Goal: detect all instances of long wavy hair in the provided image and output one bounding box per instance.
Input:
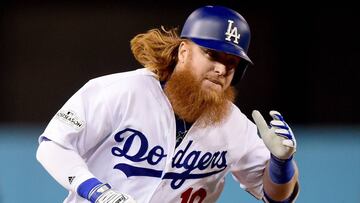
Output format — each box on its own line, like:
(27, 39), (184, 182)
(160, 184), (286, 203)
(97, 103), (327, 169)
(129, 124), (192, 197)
(130, 26), (183, 81)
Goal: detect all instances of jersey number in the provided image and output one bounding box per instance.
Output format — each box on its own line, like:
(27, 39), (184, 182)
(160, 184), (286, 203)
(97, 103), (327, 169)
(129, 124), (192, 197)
(180, 187), (207, 203)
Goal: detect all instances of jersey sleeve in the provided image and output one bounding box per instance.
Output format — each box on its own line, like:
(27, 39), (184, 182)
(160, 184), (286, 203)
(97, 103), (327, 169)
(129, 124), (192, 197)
(39, 79), (113, 156)
(231, 118), (270, 200)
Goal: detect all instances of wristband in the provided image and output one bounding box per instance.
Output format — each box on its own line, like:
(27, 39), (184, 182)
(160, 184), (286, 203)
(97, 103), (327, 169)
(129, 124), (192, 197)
(77, 178), (103, 201)
(269, 154), (295, 184)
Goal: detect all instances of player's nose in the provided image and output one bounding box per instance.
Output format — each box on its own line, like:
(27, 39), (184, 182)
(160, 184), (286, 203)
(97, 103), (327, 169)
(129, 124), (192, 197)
(214, 63), (227, 76)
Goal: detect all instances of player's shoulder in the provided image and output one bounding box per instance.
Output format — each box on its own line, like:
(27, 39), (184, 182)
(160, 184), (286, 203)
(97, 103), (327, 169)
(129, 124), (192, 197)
(228, 103), (248, 121)
(87, 68), (157, 87)
(74, 68), (158, 98)
(224, 103), (256, 130)
(79, 68), (157, 93)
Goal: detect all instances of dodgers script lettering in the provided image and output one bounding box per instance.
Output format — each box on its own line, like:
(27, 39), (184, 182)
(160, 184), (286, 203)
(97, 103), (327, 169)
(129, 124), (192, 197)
(112, 128), (228, 189)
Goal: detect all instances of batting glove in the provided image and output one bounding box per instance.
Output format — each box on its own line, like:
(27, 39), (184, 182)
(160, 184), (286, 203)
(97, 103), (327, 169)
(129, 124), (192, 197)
(88, 183), (137, 203)
(252, 110), (297, 160)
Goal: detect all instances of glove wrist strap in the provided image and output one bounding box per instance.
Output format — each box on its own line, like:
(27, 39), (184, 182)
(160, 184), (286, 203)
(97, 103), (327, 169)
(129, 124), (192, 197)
(77, 178), (111, 203)
(269, 154), (295, 184)
(88, 183), (111, 203)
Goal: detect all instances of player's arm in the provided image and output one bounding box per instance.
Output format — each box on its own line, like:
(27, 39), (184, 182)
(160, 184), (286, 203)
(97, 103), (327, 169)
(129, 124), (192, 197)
(252, 110), (299, 202)
(36, 139), (136, 203)
(262, 156), (299, 202)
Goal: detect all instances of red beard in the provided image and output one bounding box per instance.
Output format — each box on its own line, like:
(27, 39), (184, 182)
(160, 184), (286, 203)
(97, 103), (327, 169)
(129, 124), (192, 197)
(164, 67), (236, 127)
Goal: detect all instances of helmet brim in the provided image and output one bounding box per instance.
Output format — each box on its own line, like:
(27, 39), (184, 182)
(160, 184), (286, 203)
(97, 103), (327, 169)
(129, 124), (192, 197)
(189, 38), (253, 65)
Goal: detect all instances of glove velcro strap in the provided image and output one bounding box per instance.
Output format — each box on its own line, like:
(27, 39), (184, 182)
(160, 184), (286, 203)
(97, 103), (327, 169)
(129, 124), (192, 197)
(88, 183), (112, 203)
(269, 154), (295, 184)
(96, 190), (129, 202)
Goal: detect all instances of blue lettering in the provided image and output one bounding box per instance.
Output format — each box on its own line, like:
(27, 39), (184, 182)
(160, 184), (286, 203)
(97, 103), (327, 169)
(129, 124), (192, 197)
(172, 141), (192, 168)
(147, 146), (166, 165)
(112, 128), (167, 164)
(111, 128), (228, 189)
(111, 128), (148, 162)
(210, 152), (220, 168)
(197, 152), (212, 170)
(183, 150), (201, 169)
(112, 128), (167, 178)
(217, 151), (228, 168)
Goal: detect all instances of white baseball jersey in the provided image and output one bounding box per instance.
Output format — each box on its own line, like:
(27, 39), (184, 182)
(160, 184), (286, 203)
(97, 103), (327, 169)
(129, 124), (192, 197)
(39, 68), (270, 203)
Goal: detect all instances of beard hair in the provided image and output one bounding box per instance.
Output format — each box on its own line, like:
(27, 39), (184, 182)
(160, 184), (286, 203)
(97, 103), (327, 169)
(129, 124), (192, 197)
(164, 67), (236, 127)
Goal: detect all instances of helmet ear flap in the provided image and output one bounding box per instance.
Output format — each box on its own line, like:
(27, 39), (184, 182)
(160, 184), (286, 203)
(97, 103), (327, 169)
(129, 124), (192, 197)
(180, 5), (252, 83)
(231, 60), (249, 85)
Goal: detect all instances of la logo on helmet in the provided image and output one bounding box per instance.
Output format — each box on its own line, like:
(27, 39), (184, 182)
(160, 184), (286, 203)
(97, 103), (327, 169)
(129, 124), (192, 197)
(225, 20), (240, 44)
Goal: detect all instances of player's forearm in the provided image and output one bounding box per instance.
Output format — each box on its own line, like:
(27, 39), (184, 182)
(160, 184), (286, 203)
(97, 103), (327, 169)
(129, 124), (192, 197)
(36, 140), (137, 203)
(263, 158), (299, 201)
(36, 140), (95, 192)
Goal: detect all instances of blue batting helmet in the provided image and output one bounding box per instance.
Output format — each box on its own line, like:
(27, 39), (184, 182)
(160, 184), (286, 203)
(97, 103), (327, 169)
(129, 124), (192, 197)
(180, 5), (253, 84)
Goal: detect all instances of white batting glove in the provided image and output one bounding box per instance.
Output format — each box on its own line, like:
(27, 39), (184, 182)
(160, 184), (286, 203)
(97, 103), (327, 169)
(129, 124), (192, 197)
(88, 183), (137, 203)
(252, 110), (297, 160)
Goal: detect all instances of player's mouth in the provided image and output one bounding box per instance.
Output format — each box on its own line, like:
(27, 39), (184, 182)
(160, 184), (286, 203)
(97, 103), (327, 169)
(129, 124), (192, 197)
(206, 78), (224, 87)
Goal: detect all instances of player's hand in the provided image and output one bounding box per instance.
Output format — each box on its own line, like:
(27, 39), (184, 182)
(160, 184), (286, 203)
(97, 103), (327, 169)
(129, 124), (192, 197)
(89, 183), (137, 203)
(95, 189), (136, 203)
(251, 110), (296, 160)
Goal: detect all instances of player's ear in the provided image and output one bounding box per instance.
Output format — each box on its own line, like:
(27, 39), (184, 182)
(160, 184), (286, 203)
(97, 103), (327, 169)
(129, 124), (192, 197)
(178, 41), (189, 64)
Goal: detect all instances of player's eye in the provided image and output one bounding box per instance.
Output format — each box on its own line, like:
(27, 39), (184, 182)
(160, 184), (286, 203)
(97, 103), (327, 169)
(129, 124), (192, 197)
(202, 48), (218, 60)
(227, 59), (238, 70)
(201, 47), (239, 73)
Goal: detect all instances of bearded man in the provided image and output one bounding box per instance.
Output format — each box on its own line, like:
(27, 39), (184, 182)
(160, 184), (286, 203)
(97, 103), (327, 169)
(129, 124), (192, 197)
(37, 5), (299, 203)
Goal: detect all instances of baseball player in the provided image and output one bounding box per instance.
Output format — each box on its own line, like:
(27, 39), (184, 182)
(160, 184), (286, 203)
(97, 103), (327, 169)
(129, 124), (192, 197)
(36, 5), (299, 203)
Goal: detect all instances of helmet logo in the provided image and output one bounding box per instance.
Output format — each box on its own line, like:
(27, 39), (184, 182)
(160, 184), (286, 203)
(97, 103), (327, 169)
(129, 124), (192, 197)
(225, 20), (240, 44)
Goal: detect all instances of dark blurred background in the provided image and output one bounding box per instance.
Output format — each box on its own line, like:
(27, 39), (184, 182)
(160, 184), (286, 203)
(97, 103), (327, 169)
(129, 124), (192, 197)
(1, 1), (359, 125)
